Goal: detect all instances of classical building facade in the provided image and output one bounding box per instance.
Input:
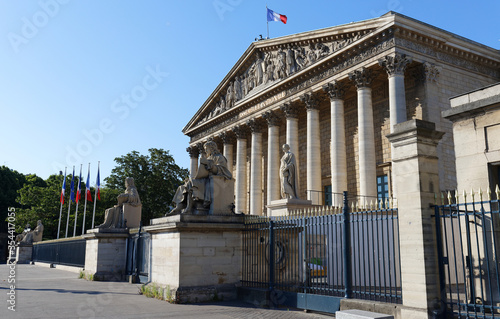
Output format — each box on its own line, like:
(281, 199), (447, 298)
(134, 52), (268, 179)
(182, 12), (500, 215)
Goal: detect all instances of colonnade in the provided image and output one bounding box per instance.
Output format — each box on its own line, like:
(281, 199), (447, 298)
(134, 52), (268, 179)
(186, 53), (412, 214)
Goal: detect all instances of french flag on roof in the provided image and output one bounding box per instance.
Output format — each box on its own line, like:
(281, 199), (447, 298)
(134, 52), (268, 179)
(267, 8), (287, 24)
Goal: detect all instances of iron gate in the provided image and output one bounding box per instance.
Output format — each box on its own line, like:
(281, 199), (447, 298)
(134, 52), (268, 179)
(126, 226), (151, 283)
(242, 192), (401, 313)
(435, 191), (500, 317)
(32, 237), (86, 267)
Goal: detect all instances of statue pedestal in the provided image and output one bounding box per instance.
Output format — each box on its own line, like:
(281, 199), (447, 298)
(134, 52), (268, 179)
(209, 176), (234, 215)
(15, 244), (33, 264)
(267, 198), (313, 216)
(144, 214), (244, 303)
(82, 228), (129, 281)
(123, 204), (141, 228)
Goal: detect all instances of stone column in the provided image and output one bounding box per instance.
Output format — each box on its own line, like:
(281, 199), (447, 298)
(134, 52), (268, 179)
(323, 81), (347, 206)
(219, 132), (234, 173)
(387, 119), (444, 318)
(301, 92), (322, 205)
(186, 146), (200, 179)
(247, 119), (264, 216)
(232, 125), (249, 214)
(349, 68), (376, 202)
(379, 53), (412, 132)
(280, 102), (301, 197)
(263, 110), (281, 214)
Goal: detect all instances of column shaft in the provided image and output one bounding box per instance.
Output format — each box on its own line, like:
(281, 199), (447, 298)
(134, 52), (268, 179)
(223, 143), (233, 173)
(306, 108), (322, 204)
(331, 98), (347, 205)
(190, 157), (198, 179)
(267, 125), (280, 214)
(250, 132), (263, 215)
(389, 74), (407, 132)
(358, 87), (377, 201)
(235, 138), (247, 213)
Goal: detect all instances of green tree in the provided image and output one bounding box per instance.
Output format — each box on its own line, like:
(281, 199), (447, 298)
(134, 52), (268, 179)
(105, 148), (188, 225)
(0, 166), (27, 232)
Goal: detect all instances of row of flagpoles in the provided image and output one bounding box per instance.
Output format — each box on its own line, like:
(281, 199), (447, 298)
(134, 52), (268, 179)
(57, 162), (101, 239)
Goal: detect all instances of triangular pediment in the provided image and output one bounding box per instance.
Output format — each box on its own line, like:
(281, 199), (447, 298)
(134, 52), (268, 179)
(183, 15), (393, 135)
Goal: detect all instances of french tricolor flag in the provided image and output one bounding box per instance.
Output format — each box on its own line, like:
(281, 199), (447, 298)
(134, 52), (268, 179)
(60, 170), (67, 204)
(267, 8), (287, 24)
(86, 169), (92, 202)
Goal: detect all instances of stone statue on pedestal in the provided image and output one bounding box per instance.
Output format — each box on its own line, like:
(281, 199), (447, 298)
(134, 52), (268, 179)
(168, 141), (233, 215)
(16, 220), (43, 244)
(280, 144), (299, 199)
(98, 177), (141, 229)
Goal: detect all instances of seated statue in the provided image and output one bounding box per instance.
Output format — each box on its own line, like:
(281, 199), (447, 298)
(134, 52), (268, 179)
(168, 141), (233, 215)
(16, 220), (43, 244)
(98, 177), (141, 228)
(280, 144), (299, 199)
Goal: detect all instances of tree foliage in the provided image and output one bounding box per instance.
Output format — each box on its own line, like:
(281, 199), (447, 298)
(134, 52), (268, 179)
(0, 166), (27, 232)
(105, 148), (188, 225)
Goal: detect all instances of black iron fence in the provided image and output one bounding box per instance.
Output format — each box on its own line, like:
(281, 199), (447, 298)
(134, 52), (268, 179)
(126, 224), (151, 283)
(435, 190), (500, 317)
(32, 237), (86, 267)
(242, 192), (401, 313)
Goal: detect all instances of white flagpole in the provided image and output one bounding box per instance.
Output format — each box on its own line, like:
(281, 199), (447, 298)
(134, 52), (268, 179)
(73, 164), (82, 237)
(65, 166), (75, 238)
(91, 161), (99, 229)
(82, 163), (90, 235)
(266, 5), (269, 39)
(57, 167), (67, 239)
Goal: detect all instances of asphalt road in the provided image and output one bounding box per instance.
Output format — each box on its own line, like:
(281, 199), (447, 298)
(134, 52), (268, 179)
(0, 264), (333, 319)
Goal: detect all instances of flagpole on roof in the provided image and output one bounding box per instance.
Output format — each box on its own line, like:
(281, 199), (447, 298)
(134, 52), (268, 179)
(73, 164), (82, 237)
(266, 5), (269, 39)
(91, 161), (100, 229)
(82, 163), (90, 235)
(57, 167), (67, 239)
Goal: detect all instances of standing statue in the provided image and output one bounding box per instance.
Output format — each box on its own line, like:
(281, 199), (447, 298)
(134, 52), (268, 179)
(286, 44), (296, 76)
(225, 83), (234, 110)
(280, 144), (299, 199)
(16, 220), (43, 244)
(98, 177), (141, 228)
(275, 48), (287, 79)
(168, 141), (232, 215)
(233, 76), (242, 101)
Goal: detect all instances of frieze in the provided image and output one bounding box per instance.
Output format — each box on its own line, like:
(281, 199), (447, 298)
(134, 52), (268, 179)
(238, 91), (286, 118)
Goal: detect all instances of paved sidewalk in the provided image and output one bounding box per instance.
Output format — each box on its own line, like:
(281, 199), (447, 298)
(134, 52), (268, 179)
(0, 264), (333, 319)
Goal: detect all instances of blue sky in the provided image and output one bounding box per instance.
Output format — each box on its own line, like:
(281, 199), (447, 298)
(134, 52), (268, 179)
(1, 0), (499, 184)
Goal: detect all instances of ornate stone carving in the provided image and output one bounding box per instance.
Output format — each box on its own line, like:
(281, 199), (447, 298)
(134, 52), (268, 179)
(280, 102), (299, 119)
(280, 144), (299, 199)
(286, 44), (297, 76)
(232, 125), (249, 139)
(233, 76), (242, 101)
(275, 48), (287, 79)
(16, 220), (43, 244)
(301, 92), (319, 110)
(349, 67), (375, 89)
(323, 80), (346, 100)
(226, 83), (234, 109)
(379, 53), (412, 76)
(246, 118), (265, 133)
(263, 110), (281, 127)
(423, 62), (441, 83)
(219, 131), (235, 145)
(186, 146), (200, 158)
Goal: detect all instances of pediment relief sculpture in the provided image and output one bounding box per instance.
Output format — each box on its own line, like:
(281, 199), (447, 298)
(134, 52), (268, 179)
(195, 31), (367, 127)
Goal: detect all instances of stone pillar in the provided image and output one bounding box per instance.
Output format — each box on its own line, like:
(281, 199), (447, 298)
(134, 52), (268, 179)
(15, 244), (33, 264)
(219, 132), (234, 173)
(349, 68), (376, 202)
(301, 92), (322, 205)
(323, 81), (347, 206)
(83, 228), (129, 281)
(247, 119), (264, 216)
(232, 125), (248, 214)
(379, 53), (412, 132)
(280, 102), (301, 197)
(263, 110), (281, 215)
(387, 119), (444, 318)
(186, 146), (200, 179)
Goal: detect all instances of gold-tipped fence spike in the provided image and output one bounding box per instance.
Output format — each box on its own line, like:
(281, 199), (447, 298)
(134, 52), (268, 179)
(463, 189), (467, 203)
(447, 191), (452, 205)
(440, 192), (444, 206)
(388, 197), (392, 209)
(496, 184), (500, 200)
(455, 190), (459, 205)
(370, 200), (374, 210)
(470, 188), (475, 201)
(479, 187), (483, 201)
(487, 186), (492, 201)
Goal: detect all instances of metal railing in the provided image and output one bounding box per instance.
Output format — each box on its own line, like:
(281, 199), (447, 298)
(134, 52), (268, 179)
(32, 237), (86, 267)
(242, 191), (401, 308)
(435, 188), (500, 317)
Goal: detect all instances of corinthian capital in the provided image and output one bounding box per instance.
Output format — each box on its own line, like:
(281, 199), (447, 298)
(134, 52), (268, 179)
(379, 53), (412, 76)
(300, 92), (319, 111)
(423, 62), (441, 83)
(219, 131), (235, 145)
(231, 125), (249, 139)
(246, 118), (265, 134)
(186, 145), (200, 158)
(262, 110), (281, 127)
(349, 67), (375, 89)
(322, 80), (346, 100)
(280, 102), (299, 119)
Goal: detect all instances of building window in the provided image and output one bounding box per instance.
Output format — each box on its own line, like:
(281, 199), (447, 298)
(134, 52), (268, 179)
(324, 185), (332, 206)
(377, 175), (389, 208)
(489, 164), (500, 192)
